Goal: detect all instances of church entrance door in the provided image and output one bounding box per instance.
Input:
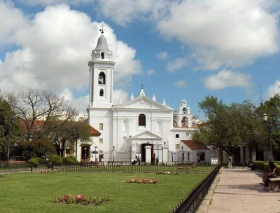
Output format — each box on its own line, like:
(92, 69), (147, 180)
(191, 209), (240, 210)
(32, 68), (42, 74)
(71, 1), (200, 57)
(141, 143), (154, 163)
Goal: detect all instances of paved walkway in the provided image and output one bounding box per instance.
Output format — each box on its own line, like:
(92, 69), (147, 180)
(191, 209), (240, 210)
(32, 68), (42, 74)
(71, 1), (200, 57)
(206, 168), (280, 213)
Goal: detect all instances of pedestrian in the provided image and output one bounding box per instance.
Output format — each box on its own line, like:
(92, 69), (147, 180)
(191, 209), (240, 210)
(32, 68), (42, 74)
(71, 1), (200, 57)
(137, 156), (140, 165)
(260, 160), (277, 189)
(156, 156), (159, 165)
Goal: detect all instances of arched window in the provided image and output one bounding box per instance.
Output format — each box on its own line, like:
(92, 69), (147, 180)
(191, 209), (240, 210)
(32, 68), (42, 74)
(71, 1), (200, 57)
(101, 52), (105, 59)
(181, 116), (188, 127)
(100, 89), (104, 97)
(98, 72), (106, 84)
(138, 114), (146, 126)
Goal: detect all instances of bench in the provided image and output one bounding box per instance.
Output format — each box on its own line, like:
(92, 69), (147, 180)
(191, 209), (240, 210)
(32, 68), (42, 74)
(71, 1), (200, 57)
(268, 177), (280, 192)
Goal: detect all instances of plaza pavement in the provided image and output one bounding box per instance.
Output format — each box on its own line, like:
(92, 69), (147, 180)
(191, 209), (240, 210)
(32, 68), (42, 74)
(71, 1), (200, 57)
(197, 167), (280, 213)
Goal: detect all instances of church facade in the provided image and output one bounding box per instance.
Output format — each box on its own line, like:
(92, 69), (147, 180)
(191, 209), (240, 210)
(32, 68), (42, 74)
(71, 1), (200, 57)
(85, 32), (212, 164)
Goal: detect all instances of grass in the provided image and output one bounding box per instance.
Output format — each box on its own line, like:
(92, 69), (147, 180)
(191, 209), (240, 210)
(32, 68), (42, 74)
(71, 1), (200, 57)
(0, 171), (207, 213)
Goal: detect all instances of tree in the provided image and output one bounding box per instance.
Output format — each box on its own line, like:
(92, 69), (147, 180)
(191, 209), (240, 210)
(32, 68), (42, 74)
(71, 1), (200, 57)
(14, 139), (57, 160)
(255, 94), (280, 160)
(50, 120), (92, 157)
(193, 96), (264, 158)
(0, 95), (23, 160)
(7, 88), (77, 141)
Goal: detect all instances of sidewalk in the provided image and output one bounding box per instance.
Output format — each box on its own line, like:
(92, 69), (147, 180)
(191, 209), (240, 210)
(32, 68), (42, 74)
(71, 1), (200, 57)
(205, 168), (280, 213)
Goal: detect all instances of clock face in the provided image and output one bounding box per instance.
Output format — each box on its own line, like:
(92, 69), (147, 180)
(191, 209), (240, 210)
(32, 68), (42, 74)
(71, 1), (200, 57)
(182, 100), (186, 105)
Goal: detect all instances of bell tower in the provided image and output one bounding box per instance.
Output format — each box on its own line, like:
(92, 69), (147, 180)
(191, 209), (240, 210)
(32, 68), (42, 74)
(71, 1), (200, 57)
(88, 27), (115, 108)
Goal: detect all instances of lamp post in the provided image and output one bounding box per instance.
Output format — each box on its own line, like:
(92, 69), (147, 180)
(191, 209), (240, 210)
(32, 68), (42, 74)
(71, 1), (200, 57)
(84, 147), (87, 161)
(263, 113), (276, 160)
(161, 146), (163, 165)
(181, 146), (184, 163)
(94, 146), (97, 163)
(4, 117), (14, 165)
(113, 146), (115, 163)
(129, 146), (131, 163)
(72, 129), (79, 161)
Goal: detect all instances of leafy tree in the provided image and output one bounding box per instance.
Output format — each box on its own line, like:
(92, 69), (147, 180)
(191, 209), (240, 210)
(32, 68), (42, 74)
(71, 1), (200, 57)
(51, 120), (92, 157)
(193, 96), (264, 158)
(49, 154), (63, 165)
(14, 139), (56, 160)
(255, 94), (280, 160)
(0, 95), (23, 160)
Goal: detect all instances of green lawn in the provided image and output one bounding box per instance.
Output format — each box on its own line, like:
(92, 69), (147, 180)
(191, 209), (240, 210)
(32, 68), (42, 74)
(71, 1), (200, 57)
(0, 172), (207, 213)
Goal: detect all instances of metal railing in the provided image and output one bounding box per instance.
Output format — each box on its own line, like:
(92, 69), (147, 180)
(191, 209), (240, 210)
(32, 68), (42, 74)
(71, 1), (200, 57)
(1, 162), (216, 174)
(171, 163), (221, 213)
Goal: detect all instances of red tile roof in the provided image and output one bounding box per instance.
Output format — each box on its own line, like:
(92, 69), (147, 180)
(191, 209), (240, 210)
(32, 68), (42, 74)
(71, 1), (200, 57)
(20, 120), (100, 136)
(89, 125), (101, 136)
(181, 140), (210, 150)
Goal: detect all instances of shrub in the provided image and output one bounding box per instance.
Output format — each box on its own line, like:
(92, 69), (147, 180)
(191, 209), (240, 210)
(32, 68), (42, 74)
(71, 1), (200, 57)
(49, 155), (62, 165)
(252, 161), (264, 170)
(63, 156), (78, 165)
(28, 157), (42, 167)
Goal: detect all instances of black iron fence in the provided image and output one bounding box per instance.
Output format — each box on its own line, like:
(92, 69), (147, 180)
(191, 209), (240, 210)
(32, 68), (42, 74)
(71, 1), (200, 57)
(171, 163), (221, 213)
(1, 161), (216, 174)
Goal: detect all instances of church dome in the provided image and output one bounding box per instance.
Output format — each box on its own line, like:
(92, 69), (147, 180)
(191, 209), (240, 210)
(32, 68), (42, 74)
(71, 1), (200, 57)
(94, 35), (110, 51)
(91, 33), (112, 61)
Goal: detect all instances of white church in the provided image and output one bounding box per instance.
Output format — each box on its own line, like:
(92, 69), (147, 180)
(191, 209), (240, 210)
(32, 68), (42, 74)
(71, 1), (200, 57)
(82, 31), (213, 165)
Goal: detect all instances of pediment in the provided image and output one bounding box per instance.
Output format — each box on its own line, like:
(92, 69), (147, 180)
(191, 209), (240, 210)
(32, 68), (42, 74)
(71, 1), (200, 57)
(113, 96), (173, 111)
(131, 131), (162, 140)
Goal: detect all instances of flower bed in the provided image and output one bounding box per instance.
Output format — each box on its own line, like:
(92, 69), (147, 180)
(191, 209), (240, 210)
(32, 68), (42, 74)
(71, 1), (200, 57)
(126, 178), (158, 184)
(156, 171), (179, 175)
(54, 194), (110, 205)
(40, 169), (67, 173)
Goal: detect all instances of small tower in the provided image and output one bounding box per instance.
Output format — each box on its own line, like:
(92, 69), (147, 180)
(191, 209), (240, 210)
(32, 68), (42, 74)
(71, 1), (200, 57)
(178, 100), (192, 127)
(88, 26), (115, 108)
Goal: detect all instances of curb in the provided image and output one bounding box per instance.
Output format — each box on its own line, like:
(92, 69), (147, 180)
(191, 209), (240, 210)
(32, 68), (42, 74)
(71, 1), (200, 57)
(196, 168), (222, 213)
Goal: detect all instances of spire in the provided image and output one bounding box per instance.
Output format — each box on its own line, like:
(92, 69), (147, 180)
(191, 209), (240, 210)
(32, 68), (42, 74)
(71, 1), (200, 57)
(139, 84), (145, 96)
(94, 24), (110, 51)
(91, 24), (113, 61)
(162, 99), (166, 106)
(94, 34), (110, 51)
(100, 23), (105, 34)
(187, 106), (190, 114)
(130, 93), (134, 100)
(152, 94), (156, 101)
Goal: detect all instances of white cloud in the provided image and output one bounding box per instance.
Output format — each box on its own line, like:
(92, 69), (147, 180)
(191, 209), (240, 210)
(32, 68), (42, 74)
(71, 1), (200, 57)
(113, 89), (128, 104)
(113, 41), (143, 88)
(0, 3), (142, 112)
(147, 69), (155, 76)
(59, 88), (73, 102)
(204, 69), (252, 90)
(0, 1), (28, 41)
(265, 81), (280, 99)
(18, 1), (280, 71)
(174, 80), (187, 88)
(71, 94), (89, 112)
(158, 0), (280, 70)
(167, 57), (188, 72)
(156, 51), (167, 60)
(95, 0), (170, 26)
(18, 0), (91, 6)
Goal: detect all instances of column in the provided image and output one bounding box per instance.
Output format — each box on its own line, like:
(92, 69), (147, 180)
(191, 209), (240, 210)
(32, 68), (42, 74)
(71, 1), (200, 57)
(162, 146), (168, 164)
(240, 146), (244, 164)
(145, 145), (152, 163)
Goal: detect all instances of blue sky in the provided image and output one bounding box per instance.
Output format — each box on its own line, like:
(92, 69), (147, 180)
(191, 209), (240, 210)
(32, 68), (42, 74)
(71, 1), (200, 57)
(0, 0), (280, 121)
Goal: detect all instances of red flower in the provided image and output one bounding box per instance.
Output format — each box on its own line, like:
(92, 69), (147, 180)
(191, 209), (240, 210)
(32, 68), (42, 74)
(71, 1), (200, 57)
(76, 194), (85, 200)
